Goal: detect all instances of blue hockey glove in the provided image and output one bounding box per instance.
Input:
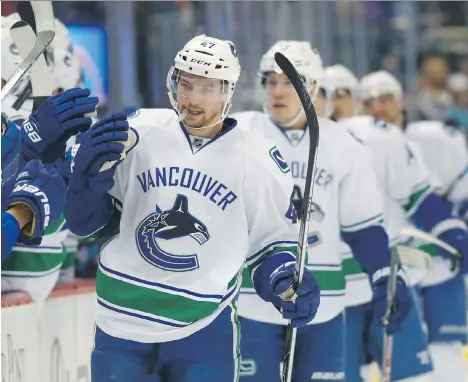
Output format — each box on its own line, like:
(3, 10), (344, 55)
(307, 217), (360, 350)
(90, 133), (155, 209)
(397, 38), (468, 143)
(7, 160), (66, 245)
(458, 199), (468, 223)
(270, 263), (320, 328)
(70, 112), (129, 194)
(436, 228), (468, 273)
(371, 269), (411, 334)
(22, 88), (99, 162)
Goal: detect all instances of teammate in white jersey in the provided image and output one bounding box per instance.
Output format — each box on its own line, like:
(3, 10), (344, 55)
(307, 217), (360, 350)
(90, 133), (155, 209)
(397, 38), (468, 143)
(327, 66), (468, 381)
(361, 71), (468, 381)
(65, 35), (321, 382)
(329, 66), (435, 382)
(232, 41), (411, 382)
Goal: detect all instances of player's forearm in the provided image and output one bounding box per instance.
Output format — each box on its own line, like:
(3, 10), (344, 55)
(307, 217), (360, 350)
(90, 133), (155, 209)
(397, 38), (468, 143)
(2, 211), (22, 261)
(65, 188), (113, 236)
(342, 225), (391, 275)
(410, 192), (461, 232)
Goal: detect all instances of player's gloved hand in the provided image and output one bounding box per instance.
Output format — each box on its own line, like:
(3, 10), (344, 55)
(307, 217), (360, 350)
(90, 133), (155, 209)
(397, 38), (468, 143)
(69, 112), (129, 194)
(457, 199), (468, 223)
(371, 269), (411, 334)
(22, 88), (99, 163)
(436, 228), (468, 273)
(7, 160), (66, 245)
(270, 263), (320, 328)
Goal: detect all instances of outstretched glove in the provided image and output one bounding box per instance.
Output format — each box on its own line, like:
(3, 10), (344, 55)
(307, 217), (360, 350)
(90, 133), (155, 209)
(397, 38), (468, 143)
(371, 268), (411, 334)
(70, 112), (129, 194)
(22, 88), (99, 162)
(437, 228), (468, 273)
(270, 263), (320, 328)
(7, 160), (66, 245)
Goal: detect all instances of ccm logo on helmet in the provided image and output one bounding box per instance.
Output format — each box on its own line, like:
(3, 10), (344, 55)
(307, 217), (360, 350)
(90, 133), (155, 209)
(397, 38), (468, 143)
(190, 59), (211, 67)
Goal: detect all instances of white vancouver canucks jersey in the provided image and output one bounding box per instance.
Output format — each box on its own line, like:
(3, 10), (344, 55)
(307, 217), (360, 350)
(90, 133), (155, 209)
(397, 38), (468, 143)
(97, 108), (300, 343)
(406, 121), (468, 205)
(405, 120), (468, 286)
(340, 116), (434, 288)
(233, 111), (385, 324)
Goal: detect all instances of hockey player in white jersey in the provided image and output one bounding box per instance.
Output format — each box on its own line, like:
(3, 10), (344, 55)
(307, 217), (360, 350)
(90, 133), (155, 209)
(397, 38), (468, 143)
(327, 65), (468, 381)
(361, 70), (468, 381)
(65, 35), (321, 382)
(233, 41), (412, 382)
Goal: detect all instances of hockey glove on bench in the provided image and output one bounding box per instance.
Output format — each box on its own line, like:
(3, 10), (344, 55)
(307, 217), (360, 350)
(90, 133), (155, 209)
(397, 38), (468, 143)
(70, 112), (130, 194)
(7, 160), (66, 245)
(22, 88), (98, 163)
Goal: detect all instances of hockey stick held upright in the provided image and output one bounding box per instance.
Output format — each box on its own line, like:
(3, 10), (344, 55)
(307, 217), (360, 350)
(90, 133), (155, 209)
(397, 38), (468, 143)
(273, 52), (320, 382)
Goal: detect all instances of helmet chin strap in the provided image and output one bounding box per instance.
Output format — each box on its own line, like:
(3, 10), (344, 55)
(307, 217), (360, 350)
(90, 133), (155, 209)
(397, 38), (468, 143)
(177, 100), (231, 131)
(263, 80), (319, 129)
(263, 103), (305, 129)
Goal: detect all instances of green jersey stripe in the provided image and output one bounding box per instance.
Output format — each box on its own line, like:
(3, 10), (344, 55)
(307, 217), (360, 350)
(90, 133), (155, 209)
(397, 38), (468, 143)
(44, 213), (67, 235)
(2, 248), (66, 273)
(402, 184), (432, 214)
(342, 257), (364, 276)
(96, 267), (240, 323)
(241, 266), (345, 291)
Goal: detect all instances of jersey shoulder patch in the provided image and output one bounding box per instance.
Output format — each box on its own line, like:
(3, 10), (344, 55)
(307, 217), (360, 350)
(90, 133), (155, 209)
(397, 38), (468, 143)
(239, 128), (291, 178)
(269, 145), (290, 174)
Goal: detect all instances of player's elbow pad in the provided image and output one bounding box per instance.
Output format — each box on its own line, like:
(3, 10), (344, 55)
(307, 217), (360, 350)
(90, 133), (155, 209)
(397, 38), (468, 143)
(411, 192), (453, 232)
(65, 189), (112, 236)
(342, 225), (391, 275)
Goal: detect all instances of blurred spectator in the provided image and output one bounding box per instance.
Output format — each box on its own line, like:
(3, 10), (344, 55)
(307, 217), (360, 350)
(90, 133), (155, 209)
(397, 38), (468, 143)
(415, 55), (453, 121)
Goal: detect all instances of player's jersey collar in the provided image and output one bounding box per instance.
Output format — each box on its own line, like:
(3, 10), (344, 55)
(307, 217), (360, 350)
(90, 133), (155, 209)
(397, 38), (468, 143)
(179, 117), (238, 155)
(270, 118), (308, 147)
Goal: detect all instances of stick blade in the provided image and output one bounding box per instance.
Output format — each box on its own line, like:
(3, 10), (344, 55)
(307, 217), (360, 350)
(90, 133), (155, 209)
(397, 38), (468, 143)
(10, 20), (54, 97)
(395, 245), (433, 270)
(1, 31), (55, 102)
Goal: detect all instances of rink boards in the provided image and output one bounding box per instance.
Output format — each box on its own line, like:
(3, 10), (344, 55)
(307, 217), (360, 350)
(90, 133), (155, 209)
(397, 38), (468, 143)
(1, 280), (467, 382)
(1, 280), (95, 382)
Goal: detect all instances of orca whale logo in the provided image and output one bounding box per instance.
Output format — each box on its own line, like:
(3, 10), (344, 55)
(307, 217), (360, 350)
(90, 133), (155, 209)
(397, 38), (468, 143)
(136, 194), (210, 272)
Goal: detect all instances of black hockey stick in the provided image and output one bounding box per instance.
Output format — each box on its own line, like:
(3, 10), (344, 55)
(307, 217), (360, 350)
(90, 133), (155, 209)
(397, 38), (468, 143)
(1, 1), (55, 103)
(273, 52), (320, 382)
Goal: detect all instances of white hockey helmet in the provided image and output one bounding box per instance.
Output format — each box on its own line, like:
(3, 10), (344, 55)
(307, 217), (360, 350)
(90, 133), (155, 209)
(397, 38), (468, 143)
(447, 72), (468, 93)
(167, 34), (241, 128)
(259, 40), (325, 99)
(317, 72), (335, 118)
(49, 18), (82, 91)
(1, 13), (30, 93)
(259, 41), (324, 127)
(360, 70), (403, 102)
(325, 64), (359, 99)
